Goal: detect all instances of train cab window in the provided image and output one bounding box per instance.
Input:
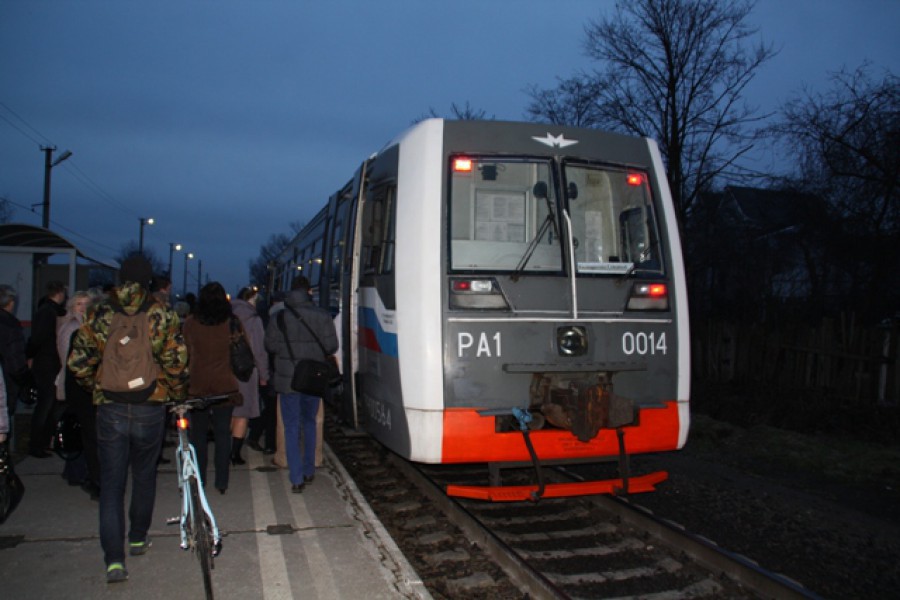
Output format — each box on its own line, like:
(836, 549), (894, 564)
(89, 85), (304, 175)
(449, 158), (562, 273)
(564, 165), (663, 275)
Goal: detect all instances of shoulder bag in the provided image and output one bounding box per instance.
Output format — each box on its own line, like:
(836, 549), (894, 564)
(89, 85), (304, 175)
(0, 442), (25, 524)
(229, 316), (255, 383)
(277, 307), (337, 397)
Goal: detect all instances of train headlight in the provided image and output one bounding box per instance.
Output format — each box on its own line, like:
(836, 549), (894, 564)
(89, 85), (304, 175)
(626, 282), (669, 311)
(557, 326), (588, 356)
(450, 278), (509, 310)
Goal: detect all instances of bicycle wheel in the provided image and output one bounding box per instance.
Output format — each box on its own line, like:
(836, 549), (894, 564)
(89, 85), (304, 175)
(188, 477), (215, 600)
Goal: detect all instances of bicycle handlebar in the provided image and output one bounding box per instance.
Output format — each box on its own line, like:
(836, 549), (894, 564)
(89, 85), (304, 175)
(164, 395), (230, 412)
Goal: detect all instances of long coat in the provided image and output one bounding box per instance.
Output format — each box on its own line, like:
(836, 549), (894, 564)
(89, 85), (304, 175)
(231, 298), (268, 419)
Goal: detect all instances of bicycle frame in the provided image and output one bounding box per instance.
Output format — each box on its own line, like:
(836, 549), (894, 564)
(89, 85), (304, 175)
(171, 403), (223, 555)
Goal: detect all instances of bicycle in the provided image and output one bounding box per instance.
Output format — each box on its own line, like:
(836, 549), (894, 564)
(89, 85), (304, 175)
(165, 396), (226, 600)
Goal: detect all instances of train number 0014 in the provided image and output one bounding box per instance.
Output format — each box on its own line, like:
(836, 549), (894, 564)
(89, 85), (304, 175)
(621, 331), (667, 356)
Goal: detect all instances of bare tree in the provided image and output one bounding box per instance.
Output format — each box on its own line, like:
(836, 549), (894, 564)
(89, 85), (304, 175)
(526, 0), (776, 225)
(415, 101), (495, 123)
(771, 65), (899, 321)
(116, 241), (166, 274)
(774, 65), (899, 236)
(248, 221), (304, 288)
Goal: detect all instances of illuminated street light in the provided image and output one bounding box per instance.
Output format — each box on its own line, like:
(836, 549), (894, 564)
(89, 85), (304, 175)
(138, 217), (155, 254)
(182, 251), (194, 297)
(168, 242), (182, 278)
(41, 146), (73, 229)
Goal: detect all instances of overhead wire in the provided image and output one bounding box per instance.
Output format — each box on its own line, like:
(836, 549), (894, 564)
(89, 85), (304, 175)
(0, 100), (143, 247)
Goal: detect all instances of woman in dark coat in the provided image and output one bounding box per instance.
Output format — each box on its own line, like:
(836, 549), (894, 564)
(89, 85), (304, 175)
(183, 282), (242, 494)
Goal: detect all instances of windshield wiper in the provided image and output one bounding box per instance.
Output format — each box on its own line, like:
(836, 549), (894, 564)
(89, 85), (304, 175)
(511, 182), (560, 282)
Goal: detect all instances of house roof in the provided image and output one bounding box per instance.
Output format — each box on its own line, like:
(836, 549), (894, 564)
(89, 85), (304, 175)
(720, 186), (825, 233)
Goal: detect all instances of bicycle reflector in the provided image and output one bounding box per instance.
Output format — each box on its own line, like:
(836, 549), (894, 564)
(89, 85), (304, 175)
(626, 282), (669, 310)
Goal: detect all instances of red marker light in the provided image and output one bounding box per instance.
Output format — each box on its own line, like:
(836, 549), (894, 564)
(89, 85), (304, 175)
(453, 158), (473, 172)
(648, 283), (667, 297)
(626, 173), (643, 186)
(452, 280), (472, 291)
(177, 417), (189, 430)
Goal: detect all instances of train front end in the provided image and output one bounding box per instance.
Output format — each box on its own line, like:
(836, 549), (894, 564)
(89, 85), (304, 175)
(392, 120), (689, 500)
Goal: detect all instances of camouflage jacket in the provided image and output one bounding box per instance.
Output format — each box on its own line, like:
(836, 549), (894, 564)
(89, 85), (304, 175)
(68, 283), (189, 404)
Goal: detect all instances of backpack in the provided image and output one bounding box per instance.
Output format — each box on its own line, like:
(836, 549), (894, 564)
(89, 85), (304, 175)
(99, 297), (159, 403)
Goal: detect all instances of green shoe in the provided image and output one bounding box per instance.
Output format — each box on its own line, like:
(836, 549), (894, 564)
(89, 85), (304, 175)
(129, 537), (152, 556)
(106, 562), (128, 583)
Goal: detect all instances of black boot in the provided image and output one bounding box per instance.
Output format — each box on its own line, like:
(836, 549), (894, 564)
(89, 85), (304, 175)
(230, 437), (245, 465)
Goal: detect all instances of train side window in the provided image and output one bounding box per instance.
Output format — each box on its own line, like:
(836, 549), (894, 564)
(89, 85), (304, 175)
(361, 185), (396, 275)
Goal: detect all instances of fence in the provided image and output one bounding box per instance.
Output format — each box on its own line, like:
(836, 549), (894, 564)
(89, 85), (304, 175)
(692, 316), (899, 406)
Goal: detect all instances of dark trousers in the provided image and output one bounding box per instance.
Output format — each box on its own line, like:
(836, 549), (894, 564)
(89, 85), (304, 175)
(29, 366), (59, 453)
(67, 377), (100, 487)
(97, 402), (166, 566)
(188, 404), (234, 491)
(248, 385), (276, 449)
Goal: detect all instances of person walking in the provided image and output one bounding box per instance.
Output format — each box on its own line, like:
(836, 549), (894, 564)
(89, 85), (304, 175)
(56, 290), (92, 486)
(264, 276), (337, 493)
(68, 256), (188, 583)
(57, 289), (105, 498)
(229, 287), (268, 465)
(150, 274), (175, 466)
(0, 285), (28, 444)
(182, 282), (242, 494)
(26, 280), (67, 458)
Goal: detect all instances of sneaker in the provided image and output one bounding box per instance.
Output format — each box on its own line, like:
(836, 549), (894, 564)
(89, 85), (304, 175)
(106, 563), (128, 583)
(129, 537), (151, 556)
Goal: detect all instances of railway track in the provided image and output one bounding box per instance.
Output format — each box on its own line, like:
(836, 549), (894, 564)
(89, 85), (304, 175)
(326, 417), (818, 599)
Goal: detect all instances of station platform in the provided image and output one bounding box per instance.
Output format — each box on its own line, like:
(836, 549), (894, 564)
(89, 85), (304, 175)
(0, 434), (431, 599)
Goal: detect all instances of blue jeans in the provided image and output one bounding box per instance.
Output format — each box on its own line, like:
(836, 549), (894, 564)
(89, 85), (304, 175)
(97, 402), (166, 566)
(279, 392), (320, 485)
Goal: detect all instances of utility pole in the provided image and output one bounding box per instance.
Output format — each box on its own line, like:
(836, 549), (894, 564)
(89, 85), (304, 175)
(41, 146), (72, 229)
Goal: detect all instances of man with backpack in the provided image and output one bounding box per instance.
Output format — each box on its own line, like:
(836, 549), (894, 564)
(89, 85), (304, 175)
(68, 255), (188, 584)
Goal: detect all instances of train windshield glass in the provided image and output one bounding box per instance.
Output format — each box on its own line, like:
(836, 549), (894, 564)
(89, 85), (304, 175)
(449, 157), (563, 272)
(564, 164), (664, 276)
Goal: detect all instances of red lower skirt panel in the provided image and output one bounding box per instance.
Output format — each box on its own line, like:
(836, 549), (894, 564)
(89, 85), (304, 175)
(440, 400), (682, 463)
(447, 470), (669, 502)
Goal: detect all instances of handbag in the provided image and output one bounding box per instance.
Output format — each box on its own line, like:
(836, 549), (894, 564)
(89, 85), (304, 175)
(277, 308), (338, 396)
(0, 443), (25, 524)
(229, 316), (255, 383)
(52, 411), (83, 460)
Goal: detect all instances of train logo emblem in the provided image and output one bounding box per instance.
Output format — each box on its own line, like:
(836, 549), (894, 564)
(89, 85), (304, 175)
(532, 133), (579, 148)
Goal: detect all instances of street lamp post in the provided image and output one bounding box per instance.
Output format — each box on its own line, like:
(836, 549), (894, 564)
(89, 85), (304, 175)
(41, 146), (73, 229)
(197, 259), (202, 296)
(183, 252), (194, 297)
(168, 242), (182, 278)
(138, 217), (155, 254)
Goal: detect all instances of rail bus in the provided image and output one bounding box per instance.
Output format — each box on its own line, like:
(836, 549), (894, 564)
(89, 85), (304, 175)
(270, 119), (689, 501)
